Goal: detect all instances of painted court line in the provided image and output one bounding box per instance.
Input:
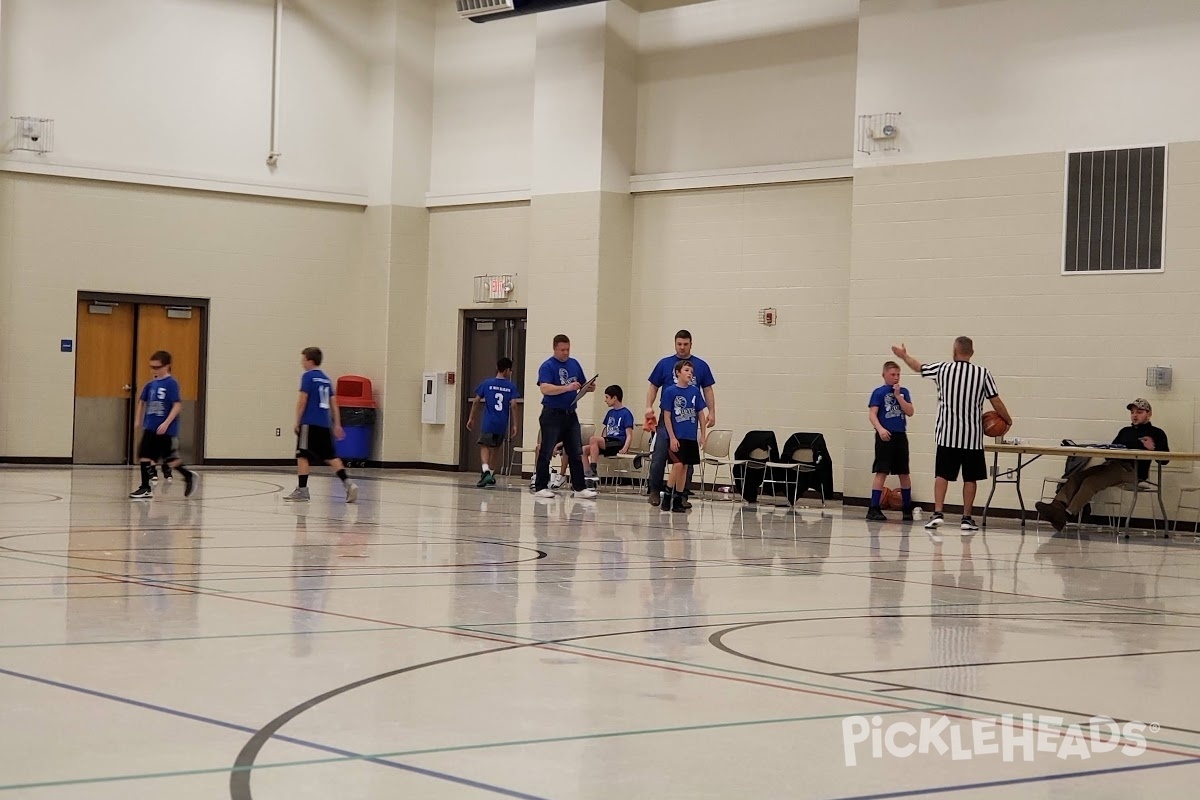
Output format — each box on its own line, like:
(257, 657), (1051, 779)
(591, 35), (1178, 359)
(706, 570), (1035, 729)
(0, 710), (914, 793)
(829, 755), (1200, 800)
(0, 667), (548, 800)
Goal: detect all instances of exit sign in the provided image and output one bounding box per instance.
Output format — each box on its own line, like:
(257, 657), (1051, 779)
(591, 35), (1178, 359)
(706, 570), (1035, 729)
(488, 277), (511, 300)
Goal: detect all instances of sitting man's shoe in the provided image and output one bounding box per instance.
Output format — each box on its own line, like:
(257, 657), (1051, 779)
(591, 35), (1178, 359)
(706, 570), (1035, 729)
(1036, 500), (1068, 532)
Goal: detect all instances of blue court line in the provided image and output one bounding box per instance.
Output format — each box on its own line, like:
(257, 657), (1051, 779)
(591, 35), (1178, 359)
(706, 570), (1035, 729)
(828, 754), (1200, 799)
(0, 625), (393, 649)
(0, 552), (233, 594)
(0, 710), (916, 793)
(0, 667), (549, 800)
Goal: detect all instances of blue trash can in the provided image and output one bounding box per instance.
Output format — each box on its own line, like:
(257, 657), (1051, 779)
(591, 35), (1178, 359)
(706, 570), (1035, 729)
(334, 375), (376, 465)
(336, 421), (373, 461)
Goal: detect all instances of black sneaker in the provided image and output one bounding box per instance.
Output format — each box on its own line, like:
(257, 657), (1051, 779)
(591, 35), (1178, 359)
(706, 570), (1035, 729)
(660, 493), (672, 512)
(960, 516), (979, 533)
(129, 487), (152, 500)
(902, 507), (914, 522)
(866, 507), (888, 522)
(924, 512), (944, 531)
(476, 473), (489, 488)
(183, 470), (197, 498)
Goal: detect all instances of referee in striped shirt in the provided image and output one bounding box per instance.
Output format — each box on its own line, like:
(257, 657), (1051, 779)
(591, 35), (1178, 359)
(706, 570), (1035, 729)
(892, 337), (1011, 533)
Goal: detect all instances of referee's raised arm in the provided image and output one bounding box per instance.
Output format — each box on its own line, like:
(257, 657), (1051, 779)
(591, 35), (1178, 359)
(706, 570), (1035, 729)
(890, 343), (923, 374)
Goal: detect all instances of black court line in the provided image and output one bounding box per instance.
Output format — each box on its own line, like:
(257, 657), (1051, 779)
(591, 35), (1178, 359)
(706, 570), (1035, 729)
(709, 617), (1200, 737)
(840, 646), (1200, 676)
(0, 666), (549, 800)
(227, 620), (946, 800)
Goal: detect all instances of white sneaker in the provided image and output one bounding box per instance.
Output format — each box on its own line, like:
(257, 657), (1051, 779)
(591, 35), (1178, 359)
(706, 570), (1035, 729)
(550, 473), (566, 489)
(924, 513), (944, 530)
(534, 488), (556, 498)
(573, 488), (598, 500)
(345, 481), (359, 504)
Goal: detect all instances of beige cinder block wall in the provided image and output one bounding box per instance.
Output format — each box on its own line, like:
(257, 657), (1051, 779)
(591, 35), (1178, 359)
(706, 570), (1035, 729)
(846, 145), (1200, 510)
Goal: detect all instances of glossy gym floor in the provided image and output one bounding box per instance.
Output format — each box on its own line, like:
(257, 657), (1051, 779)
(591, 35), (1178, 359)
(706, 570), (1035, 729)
(2, 467), (1199, 798)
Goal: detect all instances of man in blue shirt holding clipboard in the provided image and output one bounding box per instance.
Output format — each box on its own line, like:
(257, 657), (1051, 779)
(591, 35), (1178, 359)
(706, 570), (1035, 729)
(532, 334), (597, 499)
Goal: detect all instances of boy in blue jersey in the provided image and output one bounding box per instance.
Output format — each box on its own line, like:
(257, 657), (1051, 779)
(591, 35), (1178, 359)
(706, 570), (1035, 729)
(284, 347), (358, 503)
(645, 330), (717, 506)
(129, 350), (197, 499)
(867, 360), (915, 521)
(532, 334), (597, 499)
(660, 361), (709, 512)
(581, 385), (635, 488)
(467, 357), (520, 488)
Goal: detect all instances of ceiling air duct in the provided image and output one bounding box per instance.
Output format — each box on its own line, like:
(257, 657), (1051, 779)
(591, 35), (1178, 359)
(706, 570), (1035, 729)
(456, 0), (606, 23)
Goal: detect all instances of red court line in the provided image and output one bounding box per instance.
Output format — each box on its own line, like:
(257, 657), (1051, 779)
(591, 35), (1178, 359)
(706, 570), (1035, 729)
(88, 573), (1200, 760)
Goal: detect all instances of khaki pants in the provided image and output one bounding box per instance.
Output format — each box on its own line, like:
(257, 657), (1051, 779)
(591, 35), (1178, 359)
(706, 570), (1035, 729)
(1054, 462), (1134, 515)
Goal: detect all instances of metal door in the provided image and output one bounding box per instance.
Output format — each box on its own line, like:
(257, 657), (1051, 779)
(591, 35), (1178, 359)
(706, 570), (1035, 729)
(459, 312), (528, 473)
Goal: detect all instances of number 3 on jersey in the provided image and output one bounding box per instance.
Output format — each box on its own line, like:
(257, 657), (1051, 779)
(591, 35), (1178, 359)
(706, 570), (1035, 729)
(493, 392), (505, 412)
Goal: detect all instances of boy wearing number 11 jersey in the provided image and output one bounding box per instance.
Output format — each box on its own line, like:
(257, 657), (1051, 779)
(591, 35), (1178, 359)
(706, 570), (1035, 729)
(284, 347), (358, 503)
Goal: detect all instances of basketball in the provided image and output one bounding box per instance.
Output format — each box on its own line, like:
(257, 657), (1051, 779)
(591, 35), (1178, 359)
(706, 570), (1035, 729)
(982, 410), (1010, 438)
(880, 487), (904, 510)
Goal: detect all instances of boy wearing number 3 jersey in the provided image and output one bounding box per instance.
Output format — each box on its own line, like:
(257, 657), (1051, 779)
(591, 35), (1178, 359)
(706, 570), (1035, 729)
(468, 358), (521, 488)
(284, 347), (358, 503)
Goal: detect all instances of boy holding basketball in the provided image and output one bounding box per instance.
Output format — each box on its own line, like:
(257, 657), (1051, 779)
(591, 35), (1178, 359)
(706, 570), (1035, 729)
(660, 361), (708, 512)
(867, 360), (915, 521)
(467, 357), (520, 488)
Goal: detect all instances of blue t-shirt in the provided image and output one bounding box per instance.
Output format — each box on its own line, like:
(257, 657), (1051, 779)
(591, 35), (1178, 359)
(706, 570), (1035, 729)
(537, 356), (587, 410)
(299, 369), (335, 428)
(603, 407), (636, 443)
(660, 383), (707, 441)
(140, 376), (182, 436)
(648, 354), (716, 390)
(869, 385), (911, 434)
(475, 377), (520, 435)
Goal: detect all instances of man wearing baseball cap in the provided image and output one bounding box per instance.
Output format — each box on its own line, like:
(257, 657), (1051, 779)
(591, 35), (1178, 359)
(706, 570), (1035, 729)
(1036, 399), (1170, 532)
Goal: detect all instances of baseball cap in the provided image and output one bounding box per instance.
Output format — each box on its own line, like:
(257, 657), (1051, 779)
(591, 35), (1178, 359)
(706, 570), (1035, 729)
(1126, 398), (1152, 412)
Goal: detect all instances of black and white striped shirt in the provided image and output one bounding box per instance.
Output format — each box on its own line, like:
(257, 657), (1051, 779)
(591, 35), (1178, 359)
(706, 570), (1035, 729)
(921, 361), (999, 450)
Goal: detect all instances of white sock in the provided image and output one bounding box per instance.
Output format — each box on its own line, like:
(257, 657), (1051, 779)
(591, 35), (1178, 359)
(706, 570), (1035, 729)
(482, 463), (490, 473)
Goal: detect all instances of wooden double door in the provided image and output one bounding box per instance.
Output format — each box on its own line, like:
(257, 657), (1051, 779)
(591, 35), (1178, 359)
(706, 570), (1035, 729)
(73, 295), (207, 464)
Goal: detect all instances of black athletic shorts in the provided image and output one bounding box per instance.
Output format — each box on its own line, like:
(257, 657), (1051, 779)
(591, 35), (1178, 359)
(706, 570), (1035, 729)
(297, 424), (337, 463)
(478, 432), (505, 448)
(935, 446), (988, 483)
(872, 431), (910, 476)
(601, 438), (624, 457)
(668, 439), (701, 466)
(138, 431), (178, 463)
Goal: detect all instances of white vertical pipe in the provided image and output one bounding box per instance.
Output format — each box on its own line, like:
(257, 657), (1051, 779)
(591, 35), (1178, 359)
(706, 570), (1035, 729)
(267, 0), (282, 165)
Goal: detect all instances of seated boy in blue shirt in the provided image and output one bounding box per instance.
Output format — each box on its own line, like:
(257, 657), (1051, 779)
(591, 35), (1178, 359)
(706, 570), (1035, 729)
(867, 360), (915, 521)
(467, 357), (520, 487)
(582, 384), (635, 488)
(660, 361), (708, 512)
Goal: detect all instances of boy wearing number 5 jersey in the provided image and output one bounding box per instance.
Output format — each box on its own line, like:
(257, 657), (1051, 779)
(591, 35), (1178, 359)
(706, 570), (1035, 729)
(128, 350), (197, 500)
(284, 347), (358, 503)
(467, 358), (521, 488)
